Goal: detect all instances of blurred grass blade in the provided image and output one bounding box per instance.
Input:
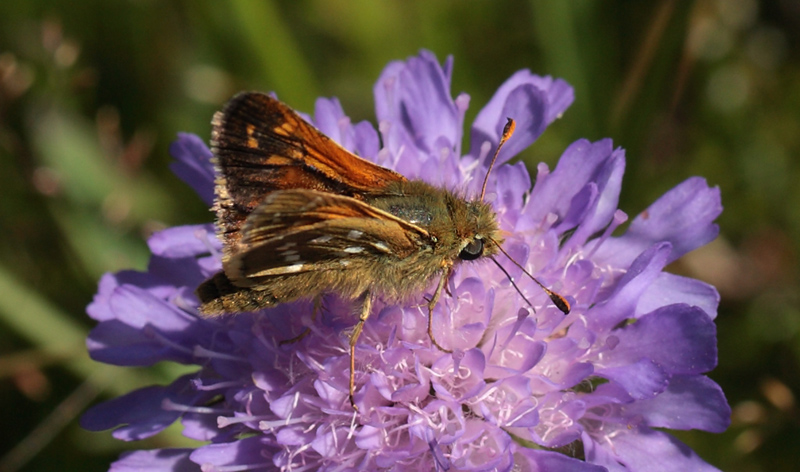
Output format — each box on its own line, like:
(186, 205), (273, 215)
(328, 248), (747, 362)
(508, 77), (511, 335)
(0, 265), (174, 393)
(229, 0), (319, 104)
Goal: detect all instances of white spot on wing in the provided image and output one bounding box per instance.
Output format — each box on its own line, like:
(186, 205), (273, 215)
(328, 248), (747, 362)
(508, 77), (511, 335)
(284, 264), (304, 273)
(249, 263), (307, 277)
(373, 242), (391, 253)
(344, 246), (364, 254)
(310, 235), (333, 244)
(347, 230), (363, 240)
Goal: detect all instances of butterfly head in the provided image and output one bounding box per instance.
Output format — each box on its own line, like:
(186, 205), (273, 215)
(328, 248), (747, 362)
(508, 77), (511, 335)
(453, 199), (503, 263)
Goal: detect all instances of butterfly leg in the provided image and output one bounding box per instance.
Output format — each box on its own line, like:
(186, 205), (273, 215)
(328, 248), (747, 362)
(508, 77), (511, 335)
(348, 293), (373, 409)
(278, 297), (321, 346)
(427, 267), (453, 353)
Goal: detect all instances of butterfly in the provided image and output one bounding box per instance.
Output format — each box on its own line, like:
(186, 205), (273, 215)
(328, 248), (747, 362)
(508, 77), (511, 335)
(196, 92), (569, 408)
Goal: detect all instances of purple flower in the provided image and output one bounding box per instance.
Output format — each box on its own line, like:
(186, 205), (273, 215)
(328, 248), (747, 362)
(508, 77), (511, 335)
(82, 51), (729, 471)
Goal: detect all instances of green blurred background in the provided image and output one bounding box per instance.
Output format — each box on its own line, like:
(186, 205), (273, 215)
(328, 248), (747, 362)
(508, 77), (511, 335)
(1, 1), (798, 470)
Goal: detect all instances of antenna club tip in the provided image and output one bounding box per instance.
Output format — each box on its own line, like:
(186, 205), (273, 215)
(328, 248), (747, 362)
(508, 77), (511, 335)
(502, 118), (516, 138)
(550, 293), (571, 315)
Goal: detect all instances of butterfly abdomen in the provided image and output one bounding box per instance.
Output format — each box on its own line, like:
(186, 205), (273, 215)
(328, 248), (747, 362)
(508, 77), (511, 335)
(197, 272), (279, 315)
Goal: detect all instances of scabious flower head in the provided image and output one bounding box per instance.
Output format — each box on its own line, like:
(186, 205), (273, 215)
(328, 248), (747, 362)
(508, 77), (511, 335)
(82, 51), (730, 471)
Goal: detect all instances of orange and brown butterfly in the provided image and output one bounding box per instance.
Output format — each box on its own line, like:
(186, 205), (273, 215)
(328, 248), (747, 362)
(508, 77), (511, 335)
(196, 92), (569, 408)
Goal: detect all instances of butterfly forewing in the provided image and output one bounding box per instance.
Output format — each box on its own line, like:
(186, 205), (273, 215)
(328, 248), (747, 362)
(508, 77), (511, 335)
(227, 189), (433, 286)
(211, 92), (406, 255)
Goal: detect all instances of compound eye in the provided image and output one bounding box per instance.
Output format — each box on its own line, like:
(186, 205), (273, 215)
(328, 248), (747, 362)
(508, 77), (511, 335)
(459, 238), (484, 261)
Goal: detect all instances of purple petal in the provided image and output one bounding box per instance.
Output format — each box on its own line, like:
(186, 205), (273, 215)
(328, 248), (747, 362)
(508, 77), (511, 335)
(110, 449), (198, 472)
(353, 120), (380, 161)
(147, 224), (217, 258)
(484, 317), (546, 379)
(470, 70), (574, 166)
(490, 162), (532, 222)
(475, 376), (540, 428)
(601, 304), (718, 375)
(431, 348), (486, 402)
(169, 133), (215, 206)
(312, 97), (379, 159)
(512, 446), (607, 472)
(86, 285), (213, 365)
(374, 51), (460, 159)
(585, 428), (723, 472)
(637, 272), (720, 320)
(81, 375), (201, 440)
(596, 177), (722, 266)
(190, 436), (278, 470)
(449, 421), (513, 471)
(312, 97), (348, 143)
(623, 375), (731, 433)
(599, 358), (669, 399)
(589, 242), (672, 330)
(522, 139), (617, 231)
(558, 149), (625, 252)
(474, 84), (548, 166)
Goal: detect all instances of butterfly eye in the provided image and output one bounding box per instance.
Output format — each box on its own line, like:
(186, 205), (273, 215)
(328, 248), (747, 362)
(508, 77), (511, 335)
(459, 238), (484, 261)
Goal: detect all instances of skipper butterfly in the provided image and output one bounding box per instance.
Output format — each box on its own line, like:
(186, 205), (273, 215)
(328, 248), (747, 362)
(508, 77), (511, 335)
(196, 92), (569, 408)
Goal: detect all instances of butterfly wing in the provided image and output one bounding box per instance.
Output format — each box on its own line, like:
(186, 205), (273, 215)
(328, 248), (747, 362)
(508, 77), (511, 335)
(211, 92), (406, 255)
(225, 189), (432, 286)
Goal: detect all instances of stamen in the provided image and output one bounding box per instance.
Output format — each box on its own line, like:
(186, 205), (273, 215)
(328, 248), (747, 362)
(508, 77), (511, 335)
(585, 209), (628, 259)
(205, 462), (273, 472)
(193, 345), (249, 363)
(195, 226), (221, 259)
(217, 413), (270, 428)
(143, 325), (194, 355)
(255, 415), (315, 431)
(192, 379), (241, 391)
(161, 398), (229, 415)
(499, 308), (531, 352)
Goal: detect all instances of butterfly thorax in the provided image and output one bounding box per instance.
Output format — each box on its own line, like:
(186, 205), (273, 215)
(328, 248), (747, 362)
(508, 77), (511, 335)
(367, 180), (502, 261)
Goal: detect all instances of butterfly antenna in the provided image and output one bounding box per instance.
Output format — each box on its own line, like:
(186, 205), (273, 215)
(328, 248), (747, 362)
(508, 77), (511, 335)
(480, 118), (516, 202)
(489, 256), (535, 312)
(489, 237), (571, 314)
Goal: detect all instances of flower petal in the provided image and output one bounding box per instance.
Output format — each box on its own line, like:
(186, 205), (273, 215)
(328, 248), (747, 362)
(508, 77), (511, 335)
(81, 375), (201, 440)
(602, 304), (718, 375)
(596, 177), (722, 266)
(147, 224), (217, 259)
(599, 358), (670, 399)
(169, 133), (215, 206)
(110, 449), (197, 472)
(623, 375), (731, 433)
(512, 446), (607, 472)
(190, 436), (278, 470)
(584, 428), (723, 472)
(637, 272), (720, 320)
(470, 70), (574, 166)
(87, 285), (213, 365)
(522, 139), (617, 232)
(312, 97), (379, 161)
(374, 51), (459, 169)
(589, 242), (672, 330)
